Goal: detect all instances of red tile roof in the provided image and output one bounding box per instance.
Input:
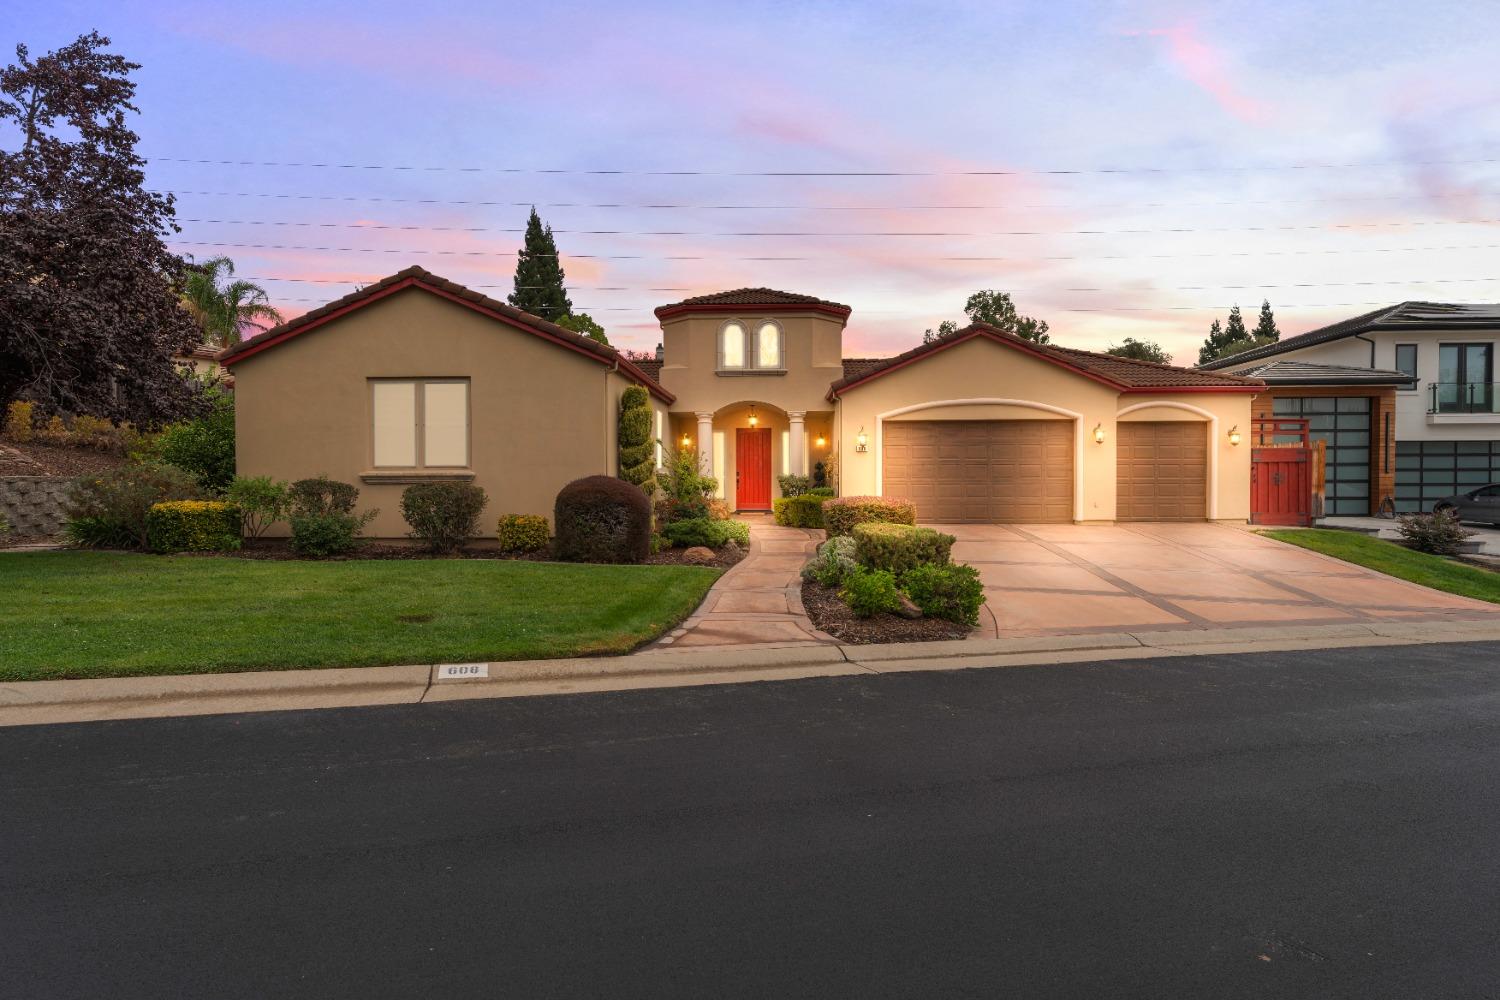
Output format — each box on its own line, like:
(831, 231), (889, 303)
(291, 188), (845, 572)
(827, 324), (1264, 398)
(218, 266), (673, 403)
(654, 288), (852, 320)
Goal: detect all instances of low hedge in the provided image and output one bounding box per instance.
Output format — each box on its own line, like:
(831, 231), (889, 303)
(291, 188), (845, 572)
(773, 494), (828, 528)
(146, 500), (242, 553)
(852, 522), (953, 575)
(554, 475), (653, 563)
(662, 517), (750, 549)
(497, 514), (550, 553)
(822, 495), (916, 537)
(902, 563), (985, 626)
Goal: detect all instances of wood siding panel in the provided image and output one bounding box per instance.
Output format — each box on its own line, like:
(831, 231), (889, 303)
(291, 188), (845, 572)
(883, 420), (1073, 523)
(1117, 421), (1209, 521)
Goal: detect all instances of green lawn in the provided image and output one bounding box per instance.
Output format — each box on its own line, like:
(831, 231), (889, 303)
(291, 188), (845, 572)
(0, 552), (720, 681)
(1262, 529), (1500, 604)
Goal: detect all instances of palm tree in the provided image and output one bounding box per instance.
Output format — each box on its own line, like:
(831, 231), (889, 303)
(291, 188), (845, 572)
(180, 256), (285, 347)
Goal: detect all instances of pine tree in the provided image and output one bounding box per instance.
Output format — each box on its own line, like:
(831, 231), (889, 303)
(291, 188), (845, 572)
(1198, 319), (1226, 366)
(1252, 299), (1279, 343)
(508, 208), (572, 320)
(1223, 304), (1248, 345)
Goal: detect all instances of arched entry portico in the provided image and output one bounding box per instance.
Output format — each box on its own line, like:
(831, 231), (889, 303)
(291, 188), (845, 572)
(675, 401), (833, 511)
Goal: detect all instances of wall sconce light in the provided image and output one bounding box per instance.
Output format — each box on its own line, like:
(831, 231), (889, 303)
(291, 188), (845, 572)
(680, 433), (692, 449)
(855, 427), (868, 453)
(747, 405), (759, 428)
(1093, 423), (1105, 444)
(815, 435), (826, 448)
(1227, 425), (1242, 446)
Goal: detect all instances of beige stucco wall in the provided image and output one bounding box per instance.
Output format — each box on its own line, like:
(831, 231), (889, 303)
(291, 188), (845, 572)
(656, 310), (846, 415)
(232, 286), (656, 537)
(832, 336), (1254, 522)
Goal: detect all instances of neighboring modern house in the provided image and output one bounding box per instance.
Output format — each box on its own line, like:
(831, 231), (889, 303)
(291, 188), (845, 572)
(221, 266), (1262, 537)
(1201, 303), (1500, 513)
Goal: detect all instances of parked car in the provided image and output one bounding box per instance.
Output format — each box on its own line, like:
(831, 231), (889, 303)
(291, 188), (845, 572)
(1433, 484), (1500, 526)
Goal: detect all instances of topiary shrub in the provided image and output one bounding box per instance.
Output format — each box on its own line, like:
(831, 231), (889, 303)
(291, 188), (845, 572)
(853, 522), (954, 576)
(2, 400), (33, 442)
(661, 517), (750, 549)
(901, 563), (986, 626)
(773, 494), (828, 528)
(289, 475), (360, 516)
(800, 535), (858, 587)
(777, 474), (811, 498)
(840, 566), (902, 618)
(400, 481), (489, 553)
(64, 463), (202, 549)
(554, 474), (653, 563)
(150, 390), (236, 493)
(147, 500), (242, 553)
(617, 385), (656, 493)
(498, 514), (550, 554)
(822, 495), (917, 537)
(225, 476), (291, 539)
(1398, 509), (1471, 555)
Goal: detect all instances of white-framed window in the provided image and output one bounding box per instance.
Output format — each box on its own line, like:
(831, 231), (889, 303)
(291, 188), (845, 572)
(718, 318), (784, 372)
(371, 378), (470, 468)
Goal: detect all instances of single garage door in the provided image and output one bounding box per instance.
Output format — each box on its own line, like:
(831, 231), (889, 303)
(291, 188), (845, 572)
(883, 420), (1073, 522)
(1117, 421), (1208, 521)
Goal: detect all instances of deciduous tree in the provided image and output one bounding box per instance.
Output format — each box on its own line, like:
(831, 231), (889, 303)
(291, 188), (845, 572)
(1107, 337), (1172, 364)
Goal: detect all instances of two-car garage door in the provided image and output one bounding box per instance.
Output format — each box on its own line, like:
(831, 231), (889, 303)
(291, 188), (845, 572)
(882, 418), (1209, 523)
(882, 420), (1073, 522)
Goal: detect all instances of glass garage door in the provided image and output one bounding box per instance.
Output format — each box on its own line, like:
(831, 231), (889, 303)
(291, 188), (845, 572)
(1395, 441), (1500, 512)
(1271, 397), (1372, 516)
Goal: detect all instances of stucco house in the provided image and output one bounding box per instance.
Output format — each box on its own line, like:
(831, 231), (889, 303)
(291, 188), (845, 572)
(1201, 303), (1500, 513)
(221, 266), (1263, 536)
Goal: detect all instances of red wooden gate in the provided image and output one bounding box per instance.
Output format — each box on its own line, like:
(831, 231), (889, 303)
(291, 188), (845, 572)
(1250, 418), (1313, 526)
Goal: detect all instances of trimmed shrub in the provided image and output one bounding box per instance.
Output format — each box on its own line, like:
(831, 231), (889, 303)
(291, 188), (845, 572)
(225, 476), (291, 539)
(840, 566), (902, 618)
(812, 460), (827, 489)
(151, 391), (236, 493)
(147, 500), (242, 553)
(822, 495), (917, 537)
(37, 415), (68, 445)
(617, 385), (656, 493)
(1398, 509), (1471, 555)
(498, 514), (550, 554)
(290, 511), (376, 557)
(662, 517), (750, 549)
(2, 400), (33, 442)
(289, 476), (360, 516)
(400, 481), (489, 552)
(808, 487), (835, 498)
(554, 474), (653, 563)
(777, 474), (811, 498)
(853, 522), (954, 576)
(902, 564), (986, 626)
(801, 535), (858, 587)
(773, 494), (828, 528)
(64, 463), (201, 549)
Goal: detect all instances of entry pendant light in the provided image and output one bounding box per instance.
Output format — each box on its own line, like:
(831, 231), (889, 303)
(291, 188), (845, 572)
(748, 405), (759, 428)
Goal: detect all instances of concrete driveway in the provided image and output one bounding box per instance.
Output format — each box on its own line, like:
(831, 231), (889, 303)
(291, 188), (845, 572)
(935, 522), (1500, 638)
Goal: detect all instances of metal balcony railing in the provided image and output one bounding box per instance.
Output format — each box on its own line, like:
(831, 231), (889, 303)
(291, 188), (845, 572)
(1428, 382), (1500, 414)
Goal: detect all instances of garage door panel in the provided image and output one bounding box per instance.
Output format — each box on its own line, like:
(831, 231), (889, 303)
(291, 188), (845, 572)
(884, 420), (1073, 523)
(1117, 422), (1207, 521)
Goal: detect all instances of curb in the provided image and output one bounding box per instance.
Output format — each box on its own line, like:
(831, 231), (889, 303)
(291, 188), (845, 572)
(5, 620), (1500, 727)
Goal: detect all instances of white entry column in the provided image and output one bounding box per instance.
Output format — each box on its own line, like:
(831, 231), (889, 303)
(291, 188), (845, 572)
(695, 411), (714, 477)
(788, 410), (806, 477)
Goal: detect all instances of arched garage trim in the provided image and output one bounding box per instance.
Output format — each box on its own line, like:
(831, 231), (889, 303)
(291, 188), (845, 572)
(1116, 400), (1218, 519)
(876, 398), (1085, 523)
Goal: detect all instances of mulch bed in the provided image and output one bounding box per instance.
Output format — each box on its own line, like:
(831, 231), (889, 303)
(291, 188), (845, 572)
(0, 442), (127, 478)
(167, 537), (750, 568)
(801, 580), (972, 644)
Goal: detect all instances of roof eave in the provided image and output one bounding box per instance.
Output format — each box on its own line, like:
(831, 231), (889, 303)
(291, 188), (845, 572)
(654, 302), (852, 321)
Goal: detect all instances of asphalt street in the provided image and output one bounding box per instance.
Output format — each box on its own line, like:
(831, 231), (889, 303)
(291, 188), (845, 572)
(5, 642), (1500, 998)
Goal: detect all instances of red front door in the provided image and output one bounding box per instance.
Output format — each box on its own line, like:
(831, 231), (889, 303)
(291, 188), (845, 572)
(736, 428), (772, 510)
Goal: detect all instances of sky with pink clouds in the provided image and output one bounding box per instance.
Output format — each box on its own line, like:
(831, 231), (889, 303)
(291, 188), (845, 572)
(11, 1), (1500, 362)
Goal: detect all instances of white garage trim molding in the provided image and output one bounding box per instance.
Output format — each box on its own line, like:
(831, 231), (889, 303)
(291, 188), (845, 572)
(1115, 400), (1219, 520)
(875, 398), (1087, 523)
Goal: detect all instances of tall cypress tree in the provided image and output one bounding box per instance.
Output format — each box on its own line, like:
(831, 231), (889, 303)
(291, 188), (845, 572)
(1223, 304), (1249, 345)
(508, 208), (572, 320)
(1252, 299), (1280, 342)
(1198, 319), (1226, 366)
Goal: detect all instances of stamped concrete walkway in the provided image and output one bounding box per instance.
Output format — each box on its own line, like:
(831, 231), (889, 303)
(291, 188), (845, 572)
(653, 516), (837, 650)
(943, 521), (1500, 639)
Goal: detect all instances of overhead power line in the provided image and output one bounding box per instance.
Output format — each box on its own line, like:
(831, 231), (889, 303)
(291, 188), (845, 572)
(149, 154), (1500, 176)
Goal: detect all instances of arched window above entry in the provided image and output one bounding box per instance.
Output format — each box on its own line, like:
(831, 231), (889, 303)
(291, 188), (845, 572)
(757, 321), (782, 369)
(720, 321), (746, 369)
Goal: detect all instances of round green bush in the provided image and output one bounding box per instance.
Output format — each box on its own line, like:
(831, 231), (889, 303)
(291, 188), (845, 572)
(400, 481), (489, 553)
(554, 475), (653, 563)
(498, 514), (550, 553)
(840, 566), (902, 618)
(661, 517), (750, 549)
